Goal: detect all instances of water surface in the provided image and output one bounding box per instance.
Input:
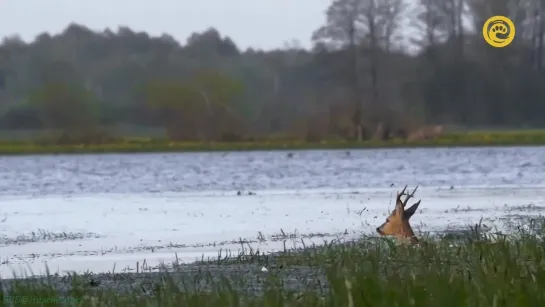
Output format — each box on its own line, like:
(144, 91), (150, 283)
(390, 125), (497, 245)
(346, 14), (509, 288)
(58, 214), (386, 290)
(0, 146), (544, 277)
(0, 146), (543, 196)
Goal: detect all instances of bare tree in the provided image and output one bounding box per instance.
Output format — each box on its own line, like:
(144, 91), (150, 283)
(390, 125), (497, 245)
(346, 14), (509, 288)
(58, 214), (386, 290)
(412, 0), (449, 48)
(312, 0), (366, 140)
(413, 0), (469, 58)
(312, 0), (406, 141)
(519, 0), (545, 70)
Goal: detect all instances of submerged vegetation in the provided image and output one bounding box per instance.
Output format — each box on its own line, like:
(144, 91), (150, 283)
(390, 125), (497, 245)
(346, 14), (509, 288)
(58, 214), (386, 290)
(0, 129), (545, 155)
(2, 219), (545, 306)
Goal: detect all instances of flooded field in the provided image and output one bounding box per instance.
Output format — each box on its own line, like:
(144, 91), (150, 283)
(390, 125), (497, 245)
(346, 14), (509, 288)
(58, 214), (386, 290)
(0, 146), (544, 277)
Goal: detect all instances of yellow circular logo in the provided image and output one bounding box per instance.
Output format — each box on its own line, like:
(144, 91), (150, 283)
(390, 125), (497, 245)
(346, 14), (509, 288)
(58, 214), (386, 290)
(482, 16), (515, 48)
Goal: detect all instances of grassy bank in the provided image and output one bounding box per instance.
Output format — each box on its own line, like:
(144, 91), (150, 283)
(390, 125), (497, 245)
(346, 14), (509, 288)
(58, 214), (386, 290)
(2, 220), (545, 306)
(2, 129), (545, 155)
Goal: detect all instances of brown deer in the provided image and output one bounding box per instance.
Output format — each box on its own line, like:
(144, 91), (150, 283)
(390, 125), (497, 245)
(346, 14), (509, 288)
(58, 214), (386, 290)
(376, 185), (422, 244)
(407, 125), (444, 141)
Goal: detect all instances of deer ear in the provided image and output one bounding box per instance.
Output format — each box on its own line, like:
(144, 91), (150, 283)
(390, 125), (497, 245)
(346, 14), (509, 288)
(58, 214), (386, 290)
(404, 200), (421, 219)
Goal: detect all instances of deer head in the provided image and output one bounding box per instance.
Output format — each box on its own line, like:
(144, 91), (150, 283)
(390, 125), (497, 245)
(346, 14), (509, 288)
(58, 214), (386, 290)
(376, 185), (421, 244)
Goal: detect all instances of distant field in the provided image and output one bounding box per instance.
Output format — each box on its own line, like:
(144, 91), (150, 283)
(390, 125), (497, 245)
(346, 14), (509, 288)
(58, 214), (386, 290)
(0, 125), (167, 141)
(0, 128), (544, 155)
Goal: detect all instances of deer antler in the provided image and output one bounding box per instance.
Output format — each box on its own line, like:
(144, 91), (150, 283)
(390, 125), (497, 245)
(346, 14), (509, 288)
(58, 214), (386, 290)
(396, 185), (419, 208)
(396, 185), (407, 207)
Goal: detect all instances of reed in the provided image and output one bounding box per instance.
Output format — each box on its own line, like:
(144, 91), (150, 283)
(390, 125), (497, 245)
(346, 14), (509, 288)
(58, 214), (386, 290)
(2, 218), (544, 306)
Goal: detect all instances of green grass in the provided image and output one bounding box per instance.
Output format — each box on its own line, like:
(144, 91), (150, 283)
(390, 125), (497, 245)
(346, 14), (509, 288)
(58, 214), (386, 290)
(1, 129), (545, 155)
(2, 219), (545, 306)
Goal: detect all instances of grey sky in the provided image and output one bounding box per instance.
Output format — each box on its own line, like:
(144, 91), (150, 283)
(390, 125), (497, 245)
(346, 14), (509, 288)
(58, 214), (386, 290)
(0, 0), (332, 50)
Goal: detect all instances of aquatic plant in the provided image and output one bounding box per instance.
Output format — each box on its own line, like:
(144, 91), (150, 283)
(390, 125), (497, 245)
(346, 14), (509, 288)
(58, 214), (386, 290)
(2, 218), (545, 306)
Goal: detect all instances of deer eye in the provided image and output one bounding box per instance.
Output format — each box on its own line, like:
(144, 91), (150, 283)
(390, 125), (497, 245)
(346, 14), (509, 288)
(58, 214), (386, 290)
(386, 218), (390, 223)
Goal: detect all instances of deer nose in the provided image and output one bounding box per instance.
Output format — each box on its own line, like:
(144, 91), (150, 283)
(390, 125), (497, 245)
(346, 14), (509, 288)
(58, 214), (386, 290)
(376, 227), (381, 234)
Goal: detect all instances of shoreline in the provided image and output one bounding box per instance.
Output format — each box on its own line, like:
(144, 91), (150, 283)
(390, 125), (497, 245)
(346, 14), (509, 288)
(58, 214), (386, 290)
(1, 137), (545, 156)
(0, 227), (525, 300)
(0, 214), (542, 305)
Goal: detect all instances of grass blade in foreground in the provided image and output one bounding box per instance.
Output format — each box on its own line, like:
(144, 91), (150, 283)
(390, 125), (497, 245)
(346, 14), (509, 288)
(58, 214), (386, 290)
(1, 219), (545, 306)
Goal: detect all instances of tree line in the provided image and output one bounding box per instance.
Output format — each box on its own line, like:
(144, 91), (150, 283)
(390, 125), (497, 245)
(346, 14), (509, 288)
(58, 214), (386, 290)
(0, 0), (544, 144)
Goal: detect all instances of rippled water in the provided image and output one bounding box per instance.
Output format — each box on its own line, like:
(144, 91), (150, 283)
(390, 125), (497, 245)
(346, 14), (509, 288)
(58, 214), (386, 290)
(1, 146), (545, 276)
(0, 146), (544, 196)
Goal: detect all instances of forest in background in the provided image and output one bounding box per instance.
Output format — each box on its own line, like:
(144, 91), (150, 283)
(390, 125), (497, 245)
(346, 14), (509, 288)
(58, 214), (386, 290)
(0, 0), (545, 144)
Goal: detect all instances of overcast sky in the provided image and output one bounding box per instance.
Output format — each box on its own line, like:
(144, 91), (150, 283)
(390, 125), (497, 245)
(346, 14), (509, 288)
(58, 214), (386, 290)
(0, 0), (332, 50)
